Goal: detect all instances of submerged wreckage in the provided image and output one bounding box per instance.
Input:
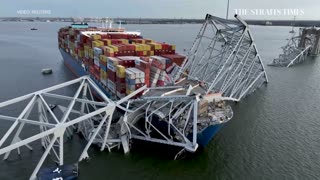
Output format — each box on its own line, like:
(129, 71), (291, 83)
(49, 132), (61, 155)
(269, 27), (320, 67)
(0, 14), (268, 179)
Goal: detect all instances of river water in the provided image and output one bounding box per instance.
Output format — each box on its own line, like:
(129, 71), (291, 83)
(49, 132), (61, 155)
(0, 22), (319, 180)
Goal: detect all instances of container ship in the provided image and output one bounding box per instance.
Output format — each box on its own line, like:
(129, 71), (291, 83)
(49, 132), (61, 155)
(57, 21), (233, 153)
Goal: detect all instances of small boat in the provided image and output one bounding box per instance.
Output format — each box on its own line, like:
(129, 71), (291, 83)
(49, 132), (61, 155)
(31, 28), (38, 30)
(42, 68), (53, 75)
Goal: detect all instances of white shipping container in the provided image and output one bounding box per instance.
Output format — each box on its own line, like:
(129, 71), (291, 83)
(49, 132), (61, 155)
(107, 79), (116, 93)
(125, 68), (136, 79)
(94, 47), (103, 56)
(130, 68), (145, 78)
(107, 64), (116, 72)
(94, 57), (100, 66)
(101, 79), (107, 86)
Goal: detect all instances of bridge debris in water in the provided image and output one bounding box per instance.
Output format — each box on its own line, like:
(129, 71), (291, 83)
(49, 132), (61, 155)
(269, 27), (320, 67)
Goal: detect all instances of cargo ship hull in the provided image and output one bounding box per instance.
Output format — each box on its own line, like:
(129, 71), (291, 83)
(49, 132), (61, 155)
(60, 48), (226, 148)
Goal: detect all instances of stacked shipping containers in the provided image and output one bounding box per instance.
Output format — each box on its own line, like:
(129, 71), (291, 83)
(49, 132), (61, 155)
(58, 27), (186, 99)
(125, 68), (145, 98)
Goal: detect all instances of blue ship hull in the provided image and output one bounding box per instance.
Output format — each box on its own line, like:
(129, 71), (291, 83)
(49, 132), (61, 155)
(196, 123), (224, 147)
(60, 48), (225, 148)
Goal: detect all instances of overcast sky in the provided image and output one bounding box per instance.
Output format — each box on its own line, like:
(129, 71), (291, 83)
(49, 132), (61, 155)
(1, 0), (320, 20)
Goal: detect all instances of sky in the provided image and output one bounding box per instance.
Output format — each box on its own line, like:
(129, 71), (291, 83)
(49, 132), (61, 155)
(1, 0), (320, 20)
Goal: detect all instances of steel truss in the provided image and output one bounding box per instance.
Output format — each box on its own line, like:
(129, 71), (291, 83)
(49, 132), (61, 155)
(120, 94), (200, 153)
(173, 14), (268, 101)
(0, 76), (145, 180)
(269, 27), (320, 67)
(0, 76), (233, 179)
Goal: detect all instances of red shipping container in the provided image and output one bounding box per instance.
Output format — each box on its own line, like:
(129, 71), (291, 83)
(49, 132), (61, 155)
(135, 83), (144, 89)
(160, 43), (170, 50)
(85, 58), (93, 66)
(150, 57), (165, 70)
(108, 70), (116, 82)
(116, 76), (125, 83)
(161, 54), (186, 67)
(157, 80), (165, 86)
(94, 64), (100, 73)
(117, 57), (136, 68)
(116, 83), (126, 93)
(125, 44), (135, 51)
(111, 39), (122, 44)
(100, 34), (109, 39)
(89, 66), (95, 75)
(135, 51), (143, 56)
(105, 52), (115, 57)
(94, 73), (100, 81)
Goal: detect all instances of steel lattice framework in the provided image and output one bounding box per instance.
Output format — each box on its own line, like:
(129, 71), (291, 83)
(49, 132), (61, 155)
(173, 14), (268, 101)
(0, 76), (233, 179)
(269, 33), (311, 67)
(0, 76), (146, 179)
(269, 27), (320, 67)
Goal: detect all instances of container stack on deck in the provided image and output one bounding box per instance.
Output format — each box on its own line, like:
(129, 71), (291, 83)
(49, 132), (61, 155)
(58, 26), (186, 99)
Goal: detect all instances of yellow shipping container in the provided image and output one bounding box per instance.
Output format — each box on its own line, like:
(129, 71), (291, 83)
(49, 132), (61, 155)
(92, 34), (101, 40)
(171, 45), (176, 50)
(134, 44), (143, 51)
(126, 89), (133, 95)
(89, 49), (94, 59)
(140, 39), (146, 44)
(144, 44), (151, 51)
(105, 46), (114, 53)
(92, 40), (104, 47)
(100, 69), (103, 79)
(119, 39), (129, 44)
(100, 69), (107, 80)
(103, 39), (111, 46)
(145, 38), (154, 43)
(148, 42), (162, 50)
(143, 51), (147, 56)
(100, 55), (107, 63)
(150, 50), (154, 56)
(108, 45), (119, 52)
(78, 50), (84, 58)
(116, 65), (126, 78)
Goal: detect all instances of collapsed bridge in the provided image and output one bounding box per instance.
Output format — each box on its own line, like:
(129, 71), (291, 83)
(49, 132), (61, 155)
(0, 14), (268, 180)
(269, 27), (320, 67)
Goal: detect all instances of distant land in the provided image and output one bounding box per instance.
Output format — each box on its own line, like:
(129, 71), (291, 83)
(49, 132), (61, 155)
(1, 17), (320, 27)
